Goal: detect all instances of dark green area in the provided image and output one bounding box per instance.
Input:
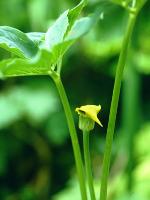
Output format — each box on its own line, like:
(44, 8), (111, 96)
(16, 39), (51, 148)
(0, 0), (150, 199)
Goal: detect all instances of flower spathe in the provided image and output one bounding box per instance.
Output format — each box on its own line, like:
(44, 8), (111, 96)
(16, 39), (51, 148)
(75, 105), (103, 127)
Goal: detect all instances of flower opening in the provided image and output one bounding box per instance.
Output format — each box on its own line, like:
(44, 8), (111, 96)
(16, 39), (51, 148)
(75, 105), (103, 128)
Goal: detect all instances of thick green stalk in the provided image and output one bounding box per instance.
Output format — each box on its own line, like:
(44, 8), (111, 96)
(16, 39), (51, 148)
(99, 13), (137, 200)
(49, 71), (87, 200)
(83, 131), (96, 200)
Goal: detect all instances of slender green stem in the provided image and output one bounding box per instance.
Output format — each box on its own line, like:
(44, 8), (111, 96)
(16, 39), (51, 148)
(83, 130), (96, 200)
(99, 13), (137, 200)
(49, 71), (87, 200)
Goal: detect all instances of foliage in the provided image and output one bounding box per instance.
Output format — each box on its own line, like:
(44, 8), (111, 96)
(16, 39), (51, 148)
(0, 0), (100, 78)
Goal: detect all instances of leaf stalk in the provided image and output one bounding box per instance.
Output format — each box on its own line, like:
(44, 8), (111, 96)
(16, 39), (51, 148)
(49, 70), (87, 200)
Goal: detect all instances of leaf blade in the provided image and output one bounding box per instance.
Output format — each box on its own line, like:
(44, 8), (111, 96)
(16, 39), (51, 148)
(26, 32), (45, 45)
(45, 10), (69, 50)
(67, 0), (86, 32)
(0, 49), (52, 77)
(0, 26), (38, 58)
(65, 9), (100, 42)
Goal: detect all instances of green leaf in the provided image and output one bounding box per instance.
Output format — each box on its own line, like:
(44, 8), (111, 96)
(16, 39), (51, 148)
(46, 9), (101, 67)
(50, 11), (101, 63)
(0, 26), (38, 58)
(0, 49), (52, 77)
(45, 10), (69, 50)
(65, 10), (100, 41)
(68, 1), (111, 42)
(26, 32), (45, 45)
(0, 4), (100, 78)
(44, 0), (86, 67)
(67, 0), (86, 32)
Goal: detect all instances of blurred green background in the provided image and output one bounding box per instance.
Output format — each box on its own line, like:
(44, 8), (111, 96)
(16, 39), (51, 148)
(0, 0), (150, 199)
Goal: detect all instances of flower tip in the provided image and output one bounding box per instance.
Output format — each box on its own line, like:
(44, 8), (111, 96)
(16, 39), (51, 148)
(98, 120), (103, 127)
(94, 116), (103, 127)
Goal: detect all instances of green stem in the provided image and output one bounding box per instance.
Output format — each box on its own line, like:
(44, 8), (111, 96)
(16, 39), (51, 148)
(49, 71), (87, 200)
(99, 13), (137, 200)
(83, 131), (96, 200)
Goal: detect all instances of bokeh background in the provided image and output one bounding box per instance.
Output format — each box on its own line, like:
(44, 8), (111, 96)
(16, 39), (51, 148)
(0, 0), (150, 199)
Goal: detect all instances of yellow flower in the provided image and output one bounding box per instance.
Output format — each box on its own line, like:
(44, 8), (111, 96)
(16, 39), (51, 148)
(75, 105), (103, 127)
